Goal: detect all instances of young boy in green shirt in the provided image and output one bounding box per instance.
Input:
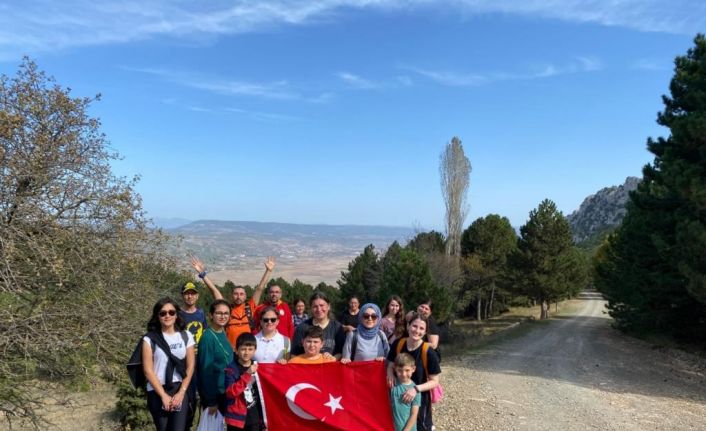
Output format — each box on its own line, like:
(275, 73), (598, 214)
(390, 353), (421, 431)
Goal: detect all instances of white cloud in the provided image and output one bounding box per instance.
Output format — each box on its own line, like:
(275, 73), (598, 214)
(575, 56), (602, 72)
(410, 67), (487, 86)
(337, 71), (378, 89)
(1, 1), (703, 58)
(396, 75), (413, 86)
(123, 66), (298, 100)
(407, 56), (603, 87)
(631, 58), (668, 70)
(226, 107), (303, 122)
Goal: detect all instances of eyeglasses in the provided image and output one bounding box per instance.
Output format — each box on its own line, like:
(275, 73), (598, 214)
(362, 314), (378, 321)
(261, 317), (278, 323)
(159, 309), (177, 317)
(214, 312), (230, 316)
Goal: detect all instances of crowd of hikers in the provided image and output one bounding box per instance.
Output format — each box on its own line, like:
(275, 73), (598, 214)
(138, 257), (442, 431)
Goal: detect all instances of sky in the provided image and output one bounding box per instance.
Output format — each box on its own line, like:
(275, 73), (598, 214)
(1, 0), (704, 230)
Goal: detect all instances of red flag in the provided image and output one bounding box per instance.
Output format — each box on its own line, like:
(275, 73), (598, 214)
(257, 361), (394, 431)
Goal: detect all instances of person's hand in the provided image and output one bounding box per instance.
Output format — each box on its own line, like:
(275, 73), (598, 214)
(386, 375), (395, 389)
(340, 358), (351, 364)
(343, 325), (354, 333)
(322, 352), (333, 360)
(207, 405), (219, 416)
(161, 394), (172, 411)
(276, 358), (288, 365)
(249, 363), (259, 374)
(191, 255), (206, 273)
(402, 387), (417, 404)
(264, 256), (275, 272)
(170, 390), (185, 411)
(374, 356), (385, 361)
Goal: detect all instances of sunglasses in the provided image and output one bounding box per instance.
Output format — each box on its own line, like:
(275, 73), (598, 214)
(362, 314), (378, 321)
(261, 317), (278, 323)
(159, 309), (177, 317)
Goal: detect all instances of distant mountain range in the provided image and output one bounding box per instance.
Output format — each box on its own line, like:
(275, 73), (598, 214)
(165, 220), (416, 272)
(567, 176), (640, 244)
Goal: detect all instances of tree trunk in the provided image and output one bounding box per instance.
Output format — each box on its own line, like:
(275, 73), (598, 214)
(486, 284), (496, 318)
(540, 300), (549, 319)
(477, 288), (483, 321)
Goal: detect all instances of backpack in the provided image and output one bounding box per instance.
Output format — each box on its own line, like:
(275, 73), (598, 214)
(350, 331), (387, 361)
(126, 331), (189, 389)
(395, 337), (443, 403)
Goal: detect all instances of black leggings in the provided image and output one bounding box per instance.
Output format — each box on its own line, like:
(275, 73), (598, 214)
(147, 388), (190, 431)
(418, 390), (433, 431)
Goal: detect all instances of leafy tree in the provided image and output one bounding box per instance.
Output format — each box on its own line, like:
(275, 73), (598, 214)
(594, 34), (706, 340)
(405, 232), (461, 322)
(285, 279), (314, 308)
(0, 58), (172, 426)
(513, 199), (586, 319)
(337, 244), (382, 304)
(380, 246), (452, 322)
(460, 214), (518, 319)
(439, 136), (471, 256)
(407, 230), (446, 254)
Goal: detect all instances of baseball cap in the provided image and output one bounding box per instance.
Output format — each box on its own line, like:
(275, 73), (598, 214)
(182, 282), (198, 294)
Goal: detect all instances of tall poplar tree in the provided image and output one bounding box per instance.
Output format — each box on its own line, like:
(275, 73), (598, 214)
(440, 136), (471, 256)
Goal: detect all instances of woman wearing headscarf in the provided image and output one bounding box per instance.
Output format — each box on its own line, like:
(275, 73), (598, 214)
(340, 303), (390, 363)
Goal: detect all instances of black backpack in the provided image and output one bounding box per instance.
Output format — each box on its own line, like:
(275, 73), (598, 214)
(126, 331), (188, 389)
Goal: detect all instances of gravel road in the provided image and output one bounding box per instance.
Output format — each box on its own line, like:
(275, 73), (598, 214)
(435, 293), (706, 431)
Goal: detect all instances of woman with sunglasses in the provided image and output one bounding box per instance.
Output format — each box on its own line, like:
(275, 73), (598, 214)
(197, 299), (234, 419)
(142, 297), (195, 431)
(254, 306), (290, 364)
(340, 303), (389, 363)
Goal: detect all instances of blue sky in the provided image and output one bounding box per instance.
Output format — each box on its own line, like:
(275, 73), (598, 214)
(1, 1), (704, 230)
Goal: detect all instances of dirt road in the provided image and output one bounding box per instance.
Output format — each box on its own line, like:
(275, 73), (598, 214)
(436, 294), (706, 430)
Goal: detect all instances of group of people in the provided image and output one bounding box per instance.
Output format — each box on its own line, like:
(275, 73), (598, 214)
(140, 257), (442, 431)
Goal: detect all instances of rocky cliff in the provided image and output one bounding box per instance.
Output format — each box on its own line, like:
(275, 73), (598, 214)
(567, 177), (641, 244)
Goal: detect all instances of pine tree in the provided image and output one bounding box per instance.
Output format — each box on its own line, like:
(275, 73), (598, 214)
(460, 214), (518, 319)
(514, 199), (584, 319)
(337, 244), (382, 304)
(594, 34), (706, 340)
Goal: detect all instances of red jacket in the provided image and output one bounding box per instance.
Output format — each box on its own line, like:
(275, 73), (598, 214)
(223, 362), (253, 428)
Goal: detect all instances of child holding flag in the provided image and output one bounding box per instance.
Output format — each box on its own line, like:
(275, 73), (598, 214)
(224, 333), (265, 431)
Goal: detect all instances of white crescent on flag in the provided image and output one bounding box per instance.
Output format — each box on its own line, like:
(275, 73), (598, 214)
(285, 383), (321, 420)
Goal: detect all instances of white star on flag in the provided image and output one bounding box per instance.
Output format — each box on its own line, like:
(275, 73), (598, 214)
(324, 394), (344, 415)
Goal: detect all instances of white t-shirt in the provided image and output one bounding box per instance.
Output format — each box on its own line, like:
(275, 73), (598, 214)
(254, 331), (289, 363)
(143, 331), (195, 391)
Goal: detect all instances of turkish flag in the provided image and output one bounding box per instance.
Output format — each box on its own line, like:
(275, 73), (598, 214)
(257, 361), (394, 431)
